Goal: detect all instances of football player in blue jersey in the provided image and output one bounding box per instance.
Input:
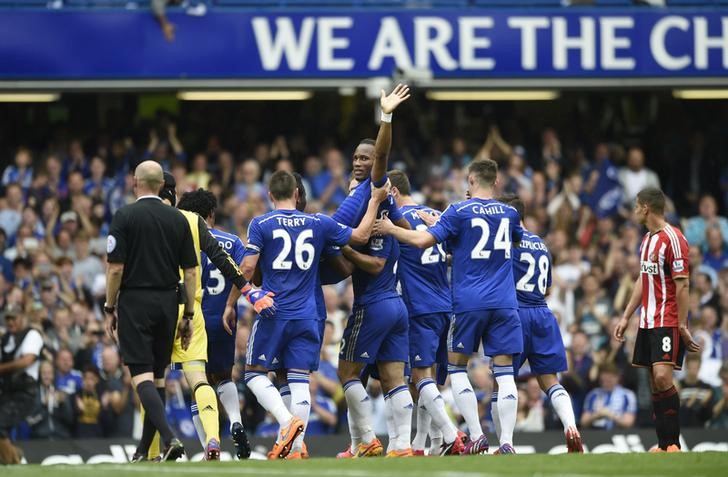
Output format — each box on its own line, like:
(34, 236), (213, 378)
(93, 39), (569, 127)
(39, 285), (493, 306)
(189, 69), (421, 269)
(495, 194), (582, 453)
(228, 171), (389, 459)
(176, 189), (251, 459)
(375, 159), (524, 455)
(333, 86), (415, 459)
(387, 170), (470, 456)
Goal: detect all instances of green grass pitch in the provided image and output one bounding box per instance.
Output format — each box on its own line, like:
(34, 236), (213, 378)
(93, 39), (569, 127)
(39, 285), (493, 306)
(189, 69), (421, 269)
(5, 453), (728, 477)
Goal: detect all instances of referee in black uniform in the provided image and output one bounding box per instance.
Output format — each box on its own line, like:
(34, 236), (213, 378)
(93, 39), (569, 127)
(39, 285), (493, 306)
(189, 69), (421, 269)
(103, 160), (197, 461)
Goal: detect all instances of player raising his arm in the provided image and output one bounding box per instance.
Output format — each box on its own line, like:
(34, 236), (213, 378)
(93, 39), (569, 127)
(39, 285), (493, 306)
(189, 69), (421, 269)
(496, 194), (582, 453)
(176, 189), (251, 460)
(237, 171), (389, 459)
(387, 170), (470, 456)
(375, 159), (523, 455)
(614, 187), (700, 453)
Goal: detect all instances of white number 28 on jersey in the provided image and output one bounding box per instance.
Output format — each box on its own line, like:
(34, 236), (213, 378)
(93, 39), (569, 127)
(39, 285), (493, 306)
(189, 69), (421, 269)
(272, 229), (315, 270)
(516, 252), (549, 295)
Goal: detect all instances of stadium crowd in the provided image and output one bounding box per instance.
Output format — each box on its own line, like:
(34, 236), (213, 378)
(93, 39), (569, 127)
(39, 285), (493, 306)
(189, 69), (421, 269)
(0, 113), (727, 444)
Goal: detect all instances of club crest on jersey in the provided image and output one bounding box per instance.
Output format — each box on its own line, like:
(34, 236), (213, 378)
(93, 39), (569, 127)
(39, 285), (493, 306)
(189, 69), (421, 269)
(369, 237), (384, 251)
(640, 260), (658, 275)
(649, 253), (658, 262)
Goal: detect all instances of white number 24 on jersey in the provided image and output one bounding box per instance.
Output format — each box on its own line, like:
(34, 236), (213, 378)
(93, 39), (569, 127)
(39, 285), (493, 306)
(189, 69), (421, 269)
(470, 218), (511, 260)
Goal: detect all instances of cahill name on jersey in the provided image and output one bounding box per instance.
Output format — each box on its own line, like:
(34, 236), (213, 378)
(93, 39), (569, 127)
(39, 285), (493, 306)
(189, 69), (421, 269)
(246, 209), (352, 320)
(513, 231), (552, 308)
(398, 205), (451, 317)
(428, 198), (523, 313)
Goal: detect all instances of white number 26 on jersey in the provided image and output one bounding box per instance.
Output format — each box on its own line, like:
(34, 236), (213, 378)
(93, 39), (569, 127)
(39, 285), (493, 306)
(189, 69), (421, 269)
(272, 229), (315, 270)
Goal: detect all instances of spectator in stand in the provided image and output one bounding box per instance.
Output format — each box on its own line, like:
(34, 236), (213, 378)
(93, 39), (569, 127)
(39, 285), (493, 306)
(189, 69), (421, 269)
(703, 226), (728, 273)
(98, 347), (133, 437)
(710, 363), (728, 429)
(186, 153), (211, 190)
(83, 157), (114, 203)
(31, 361), (75, 439)
(55, 348), (83, 397)
(695, 272), (720, 311)
(693, 306), (723, 387)
(215, 150), (236, 191)
(144, 122), (186, 168)
(581, 363), (637, 430)
(63, 139), (89, 179)
(685, 195), (728, 250)
(515, 377), (545, 432)
(304, 376), (337, 435)
(618, 147), (661, 206)
(678, 355), (714, 428)
(71, 232), (103, 292)
(583, 144), (621, 219)
(575, 273), (613, 350)
(44, 155), (68, 201)
(0, 183), (24, 239)
(563, 331), (595, 419)
(2, 148), (33, 191)
(74, 366), (103, 438)
(440, 137), (472, 170)
(234, 159), (266, 203)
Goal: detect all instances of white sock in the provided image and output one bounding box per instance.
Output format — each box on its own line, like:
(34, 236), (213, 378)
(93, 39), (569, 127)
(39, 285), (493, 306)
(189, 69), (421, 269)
(191, 403), (206, 449)
(412, 402), (430, 451)
(494, 371), (518, 447)
(385, 385), (413, 451)
(288, 371), (311, 452)
(385, 398), (396, 453)
(217, 380), (242, 431)
(343, 379), (375, 446)
(280, 384), (292, 411)
(244, 371), (292, 426)
(448, 365), (483, 439)
(429, 421), (443, 456)
(547, 384), (577, 431)
(491, 392), (502, 441)
(417, 378), (458, 443)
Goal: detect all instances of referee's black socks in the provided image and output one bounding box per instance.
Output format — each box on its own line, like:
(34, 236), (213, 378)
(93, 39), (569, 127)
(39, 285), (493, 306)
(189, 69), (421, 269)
(136, 386), (167, 456)
(137, 381), (175, 446)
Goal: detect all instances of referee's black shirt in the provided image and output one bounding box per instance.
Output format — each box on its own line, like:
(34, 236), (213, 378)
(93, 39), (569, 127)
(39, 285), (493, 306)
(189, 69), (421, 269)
(107, 196), (198, 289)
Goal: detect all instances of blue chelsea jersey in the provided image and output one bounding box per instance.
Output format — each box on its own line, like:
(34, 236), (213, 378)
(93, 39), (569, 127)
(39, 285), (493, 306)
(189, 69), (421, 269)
(513, 231), (552, 308)
(246, 210), (352, 320)
(397, 205), (451, 317)
(201, 228), (246, 323)
(427, 198), (523, 313)
(352, 234), (401, 307)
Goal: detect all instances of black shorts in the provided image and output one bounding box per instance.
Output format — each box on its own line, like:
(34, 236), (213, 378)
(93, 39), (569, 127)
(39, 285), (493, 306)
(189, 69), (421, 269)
(0, 386), (37, 438)
(632, 327), (686, 371)
(118, 288), (178, 376)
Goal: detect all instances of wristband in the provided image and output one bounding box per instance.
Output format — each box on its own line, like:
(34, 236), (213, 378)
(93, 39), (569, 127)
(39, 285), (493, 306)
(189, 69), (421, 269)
(103, 303), (116, 314)
(372, 174), (389, 188)
(183, 310), (194, 320)
(380, 111), (392, 123)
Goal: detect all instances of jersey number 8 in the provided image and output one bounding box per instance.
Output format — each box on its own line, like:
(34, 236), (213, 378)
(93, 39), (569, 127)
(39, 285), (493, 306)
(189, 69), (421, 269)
(272, 229), (315, 271)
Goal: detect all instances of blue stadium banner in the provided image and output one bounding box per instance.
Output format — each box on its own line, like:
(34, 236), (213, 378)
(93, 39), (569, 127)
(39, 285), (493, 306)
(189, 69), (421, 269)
(0, 9), (727, 79)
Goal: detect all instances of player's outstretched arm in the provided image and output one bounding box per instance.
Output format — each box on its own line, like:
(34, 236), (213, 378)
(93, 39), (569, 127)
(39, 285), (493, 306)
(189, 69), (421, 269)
(349, 181), (391, 245)
(198, 215), (247, 289)
(374, 216), (437, 249)
(341, 245), (386, 275)
(615, 277), (642, 342)
(371, 84), (410, 184)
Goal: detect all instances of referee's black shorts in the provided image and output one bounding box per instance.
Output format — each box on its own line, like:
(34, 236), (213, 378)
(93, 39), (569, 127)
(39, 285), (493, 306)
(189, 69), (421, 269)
(632, 326), (686, 371)
(118, 288), (178, 377)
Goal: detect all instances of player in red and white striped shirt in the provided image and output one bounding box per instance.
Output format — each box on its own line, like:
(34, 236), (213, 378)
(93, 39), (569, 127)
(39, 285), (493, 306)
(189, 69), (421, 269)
(615, 187), (701, 453)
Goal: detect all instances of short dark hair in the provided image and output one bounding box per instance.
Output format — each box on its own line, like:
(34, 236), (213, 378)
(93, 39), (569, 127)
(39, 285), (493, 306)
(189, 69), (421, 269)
(268, 170), (297, 201)
(177, 188), (218, 219)
(636, 187), (665, 215)
(292, 172), (307, 212)
(497, 193), (525, 220)
(388, 170), (411, 196)
(468, 159), (498, 187)
(359, 138), (375, 147)
(599, 362), (620, 376)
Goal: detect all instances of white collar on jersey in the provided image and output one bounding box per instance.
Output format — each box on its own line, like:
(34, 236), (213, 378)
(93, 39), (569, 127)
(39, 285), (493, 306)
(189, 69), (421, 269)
(136, 195), (162, 202)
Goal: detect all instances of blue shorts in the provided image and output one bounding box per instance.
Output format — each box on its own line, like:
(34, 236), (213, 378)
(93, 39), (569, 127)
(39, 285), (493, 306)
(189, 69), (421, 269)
(310, 319), (326, 372)
(340, 297), (409, 364)
(515, 306), (567, 375)
(448, 308), (523, 357)
(410, 312), (449, 373)
(246, 318), (321, 371)
(205, 315), (235, 374)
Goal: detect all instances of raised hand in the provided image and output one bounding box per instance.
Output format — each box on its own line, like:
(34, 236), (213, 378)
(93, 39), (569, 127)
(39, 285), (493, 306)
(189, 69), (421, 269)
(380, 84), (411, 114)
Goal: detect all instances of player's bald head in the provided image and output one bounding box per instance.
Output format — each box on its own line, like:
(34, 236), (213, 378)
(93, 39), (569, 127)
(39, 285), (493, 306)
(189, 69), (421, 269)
(134, 160), (164, 195)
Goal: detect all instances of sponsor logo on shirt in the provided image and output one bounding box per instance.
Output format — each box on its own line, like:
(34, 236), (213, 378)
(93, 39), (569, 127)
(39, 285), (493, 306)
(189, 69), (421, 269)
(640, 261), (658, 275)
